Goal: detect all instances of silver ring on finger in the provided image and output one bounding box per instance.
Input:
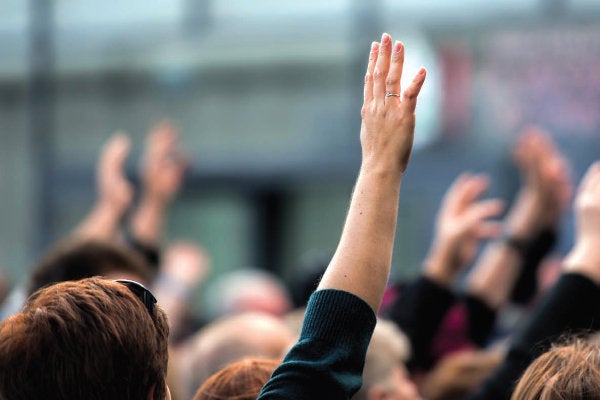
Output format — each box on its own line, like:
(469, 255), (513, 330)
(385, 92), (401, 98)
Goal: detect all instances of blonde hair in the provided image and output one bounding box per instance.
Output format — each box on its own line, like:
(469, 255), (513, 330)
(512, 338), (600, 400)
(353, 318), (412, 400)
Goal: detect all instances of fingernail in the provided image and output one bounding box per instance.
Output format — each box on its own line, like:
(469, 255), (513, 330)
(394, 41), (403, 53)
(371, 41), (379, 52)
(419, 67), (426, 76)
(381, 33), (391, 45)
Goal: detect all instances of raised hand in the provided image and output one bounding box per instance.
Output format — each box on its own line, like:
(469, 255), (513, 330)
(140, 120), (188, 204)
(467, 129), (573, 308)
(161, 241), (211, 287)
(259, 34), (427, 399)
(507, 126), (572, 239)
(153, 241), (211, 339)
(74, 133), (133, 240)
(425, 173), (504, 286)
(360, 34), (426, 174)
(564, 162), (600, 283)
(318, 33), (426, 311)
(130, 120), (189, 246)
(97, 133), (134, 214)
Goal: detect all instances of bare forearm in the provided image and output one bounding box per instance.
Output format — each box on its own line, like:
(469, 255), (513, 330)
(467, 190), (539, 308)
(318, 168), (402, 312)
(318, 33), (425, 313)
(130, 197), (168, 246)
(423, 241), (461, 287)
(467, 242), (521, 309)
(74, 202), (123, 240)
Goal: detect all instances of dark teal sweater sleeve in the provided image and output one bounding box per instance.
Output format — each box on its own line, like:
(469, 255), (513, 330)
(257, 289), (377, 400)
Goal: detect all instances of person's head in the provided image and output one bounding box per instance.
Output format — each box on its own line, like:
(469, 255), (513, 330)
(511, 339), (600, 400)
(354, 318), (419, 400)
(202, 268), (292, 321)
(176, 311), (295, 399)
(193, 357), (280, 400)
(0, 277), (170, 400)
(28, 238), (154, 296)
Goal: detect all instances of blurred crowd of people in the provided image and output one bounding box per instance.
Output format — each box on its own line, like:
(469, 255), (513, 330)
(1, 32), (600, 400)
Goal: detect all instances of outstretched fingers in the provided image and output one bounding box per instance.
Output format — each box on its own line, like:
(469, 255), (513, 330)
(458, 174), (490, 205)
(359, 34), (427, 174)
(465, 199), (505, 236)
(101, 133), (130, 179)
(147, 121), (178, 161)
(97, 132), (133, 208)
(363, 42), (379, 106)
(443, 173), (472, 206)
(445, 173), (490, 213)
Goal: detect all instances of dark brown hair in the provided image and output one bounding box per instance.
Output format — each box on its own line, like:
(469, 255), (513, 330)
(512, 339), (600, 400)
(193, 358), (280, 400)
(0, 277), (169, 400)
(28, 238), (153, 295)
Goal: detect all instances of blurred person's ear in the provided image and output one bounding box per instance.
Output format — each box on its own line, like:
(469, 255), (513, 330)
(145, 382), (172, 400)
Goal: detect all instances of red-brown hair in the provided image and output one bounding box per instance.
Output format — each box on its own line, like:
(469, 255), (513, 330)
(0, 277), (169, 400)
(193, 357), (280, 400)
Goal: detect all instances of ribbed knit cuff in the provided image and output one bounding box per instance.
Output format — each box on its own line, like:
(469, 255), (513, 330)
(301, 289), (377, 350)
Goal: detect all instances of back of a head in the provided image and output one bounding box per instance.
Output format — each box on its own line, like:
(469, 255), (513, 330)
(0, 277), (169, 400)
(28, 238), (153, 296)
(176, 311), (294, 399)
(512, 339), (600, 400)
(202, 268), (292, 320)
(354, 318), (414, 400)
(193, 357), (280, 400)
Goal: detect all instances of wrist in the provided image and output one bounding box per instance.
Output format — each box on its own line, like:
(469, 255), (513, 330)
(423, 242), (458, 287)
(423, 267), (455, 287)
(94, 200), (126, 223)
(505, 190), (541, 239)
(497, 233), (530, 258)
(359, 160), (405, 182)
(564, 242), (600, 284)
(137, 194), (169, 212)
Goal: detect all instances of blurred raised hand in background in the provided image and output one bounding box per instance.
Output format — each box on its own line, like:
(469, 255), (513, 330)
(74, 133), (134, 241)
(129, 120), (189, 250)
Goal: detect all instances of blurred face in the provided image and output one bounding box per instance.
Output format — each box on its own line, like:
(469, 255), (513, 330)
(374, 365), (421, 400)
